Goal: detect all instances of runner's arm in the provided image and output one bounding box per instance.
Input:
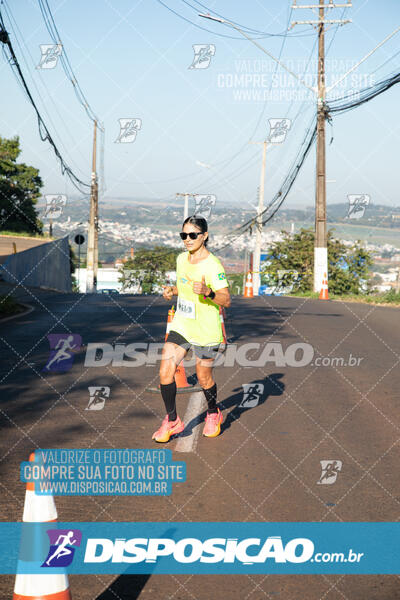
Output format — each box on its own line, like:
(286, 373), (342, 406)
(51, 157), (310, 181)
(206, 286), (230, 308)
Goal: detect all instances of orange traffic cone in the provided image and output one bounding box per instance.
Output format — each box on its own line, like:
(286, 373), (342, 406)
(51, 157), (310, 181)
(244, 271), (254, 298)
(174, 363), (191, 389)
(13, 451), (72, 600)
(165, 305), (190, 390)
(319, 273), (329, 300)
(147, 307), (201, 394)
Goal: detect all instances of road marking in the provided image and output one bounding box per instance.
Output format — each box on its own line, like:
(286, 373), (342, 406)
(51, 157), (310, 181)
(175, 391), (206, 453)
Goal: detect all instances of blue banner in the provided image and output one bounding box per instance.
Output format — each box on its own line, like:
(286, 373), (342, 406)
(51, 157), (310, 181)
(2, 522), (399, 574)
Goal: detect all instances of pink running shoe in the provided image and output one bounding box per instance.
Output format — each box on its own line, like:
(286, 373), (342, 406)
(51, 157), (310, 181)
(203, 408), (223, 438)
(152, 415), (184, 443)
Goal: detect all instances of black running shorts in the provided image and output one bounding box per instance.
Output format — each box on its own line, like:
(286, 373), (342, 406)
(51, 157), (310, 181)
(167, 330), (221, 360)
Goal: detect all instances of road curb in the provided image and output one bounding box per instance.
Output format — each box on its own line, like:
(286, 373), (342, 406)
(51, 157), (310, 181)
(0, 302), (35, 324)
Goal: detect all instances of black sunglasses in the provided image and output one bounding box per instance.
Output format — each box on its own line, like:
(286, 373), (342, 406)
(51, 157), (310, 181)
(180, 232), (203, 240)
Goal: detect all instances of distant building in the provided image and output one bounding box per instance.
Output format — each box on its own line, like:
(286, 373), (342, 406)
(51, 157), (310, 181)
(75, 268), (123, 293)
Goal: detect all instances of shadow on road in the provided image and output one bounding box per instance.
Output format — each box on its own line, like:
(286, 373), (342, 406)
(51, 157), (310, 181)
(96, 574), (150, 600)
(95, 526), (177, 600)
(220, 373), (285, 434)
(178, 373), (285, 438)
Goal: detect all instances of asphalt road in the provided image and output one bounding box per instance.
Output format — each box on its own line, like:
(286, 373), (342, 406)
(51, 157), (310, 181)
(0, 287), (399, 599)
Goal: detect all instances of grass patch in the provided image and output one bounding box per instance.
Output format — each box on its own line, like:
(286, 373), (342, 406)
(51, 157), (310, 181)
(0, 231), (50, 239)
(289, 289), (400, 306)
(0, 294), (25, 318)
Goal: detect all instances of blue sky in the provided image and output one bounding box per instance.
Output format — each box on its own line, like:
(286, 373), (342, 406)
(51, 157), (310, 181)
(0, 0), (399, 214)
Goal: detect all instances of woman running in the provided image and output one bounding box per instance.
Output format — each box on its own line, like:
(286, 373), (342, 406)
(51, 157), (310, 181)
(152, 215), (231, 443)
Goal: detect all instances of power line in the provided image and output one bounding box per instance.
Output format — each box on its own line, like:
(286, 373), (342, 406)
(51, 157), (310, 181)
(155, 0), (317, 39)
(0, 10), (90, 194)
(108, 3), (313, 190)
(2, 0), (90, 180)
(327, 69), (400, 114)
(181, 0), (293, 37)
(214, 116), (317, 252)
(37, 0), (102, 127)
(191, 18), (316, 198)
(214, 61), (400, 253)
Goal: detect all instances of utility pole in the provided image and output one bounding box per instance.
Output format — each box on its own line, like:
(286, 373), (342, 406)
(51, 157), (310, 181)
(250, 141), (268, 296)
(94, 193), (99, 283)
(395, 268), (400, 293)
(315, 1), (327, 294)
(291, 1), (351, 292)
(86, 120), (98, 293)
(176, 192), (194, 221)
(242, 246), (249, 294)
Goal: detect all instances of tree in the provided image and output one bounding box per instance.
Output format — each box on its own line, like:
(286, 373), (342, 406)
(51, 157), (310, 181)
(0, 136), (43, 234)
(119, 247), (179, 294)
(265, 228), (373, 295)
(226, 273), (243, 295)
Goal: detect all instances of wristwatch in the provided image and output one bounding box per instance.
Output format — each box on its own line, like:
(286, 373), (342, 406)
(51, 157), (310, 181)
(205, 288), (216, 301)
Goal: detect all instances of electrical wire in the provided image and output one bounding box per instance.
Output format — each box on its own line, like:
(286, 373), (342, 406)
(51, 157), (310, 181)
(0, 10), (90, 193)
(38, 0), (105, 194)
(327, 69), (400, 114)
(214, 115), (317, 252)
(107, 2), (314, 189)
(37, 0), (101, 127)
(214, 63), (400, 252)
(155, 0), (317, 40)
(2, 0), (90, 180)
(181, 0), (291, 36)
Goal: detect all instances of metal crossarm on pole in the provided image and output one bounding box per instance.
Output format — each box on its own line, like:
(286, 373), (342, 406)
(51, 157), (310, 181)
(292, 4), (352, 9)
(291, 19), (351, 25)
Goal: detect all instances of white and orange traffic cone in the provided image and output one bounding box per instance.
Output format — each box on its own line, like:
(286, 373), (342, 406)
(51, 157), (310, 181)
(219, 307), (227, 345)
(244, 271), (254, 298)
(319, 273), (329, 300)
(13, 451), (72, 600)
(164, 305), (175, 341)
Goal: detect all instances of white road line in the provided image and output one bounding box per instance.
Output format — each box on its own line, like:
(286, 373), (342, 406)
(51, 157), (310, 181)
(175, 391), (206, 453)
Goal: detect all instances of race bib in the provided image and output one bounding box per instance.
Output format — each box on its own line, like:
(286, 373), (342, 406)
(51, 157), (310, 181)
(176, 297), (196, 319)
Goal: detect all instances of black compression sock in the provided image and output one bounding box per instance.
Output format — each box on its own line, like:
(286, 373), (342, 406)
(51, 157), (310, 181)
(160, 381), (177, 421)
(203, 382), (218, 414)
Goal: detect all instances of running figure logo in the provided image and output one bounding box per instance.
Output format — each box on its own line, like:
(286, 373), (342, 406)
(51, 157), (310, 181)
(42, 529), (82, 567)
(194, 194), (216, 220)
(346, 194), (370, 219)
(43, 194), (67, 219)
(86, 386), (110, 410)
(189, 44), (216, 69)
(43, 334), (82, 373)
(267, 118), (291, 144)
(317, 460), (343, 485)
(115, 118), (142, 143)
(37, 44), (62, 69)
(239, 383), (264, 409)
